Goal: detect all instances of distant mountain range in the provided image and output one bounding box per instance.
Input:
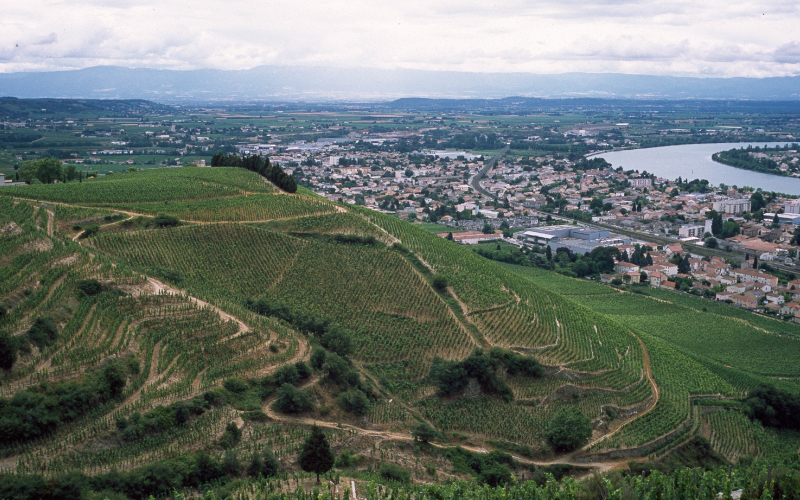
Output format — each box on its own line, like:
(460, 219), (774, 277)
(1, 65), (799, 103)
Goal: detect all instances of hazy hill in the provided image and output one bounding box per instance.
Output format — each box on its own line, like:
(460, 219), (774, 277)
(1, 65), (800, 102)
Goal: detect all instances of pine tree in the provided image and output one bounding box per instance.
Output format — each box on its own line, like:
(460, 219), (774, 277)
(298, 425), (334, 483)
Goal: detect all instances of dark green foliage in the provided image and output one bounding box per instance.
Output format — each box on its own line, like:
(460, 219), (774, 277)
(219, 421), (242, 449)
(320, 325), (353, 357)
(546, 407), (592, 451)
(117, 395), (212, 441)
(272, 383), (313, 414)
(245, 298), (355, 358)
(223, 378), (249, 393)
(211, 152), (298, 193)
(80, 224), (100, 239)
(488, 347), (543, 377)
(338, 388), (369, 415)
(295, 361), (312, 379)
(222, 450), (241, 476)
(76, 278), (104, 297)
(744, 383), (800, 430)
(247, 449), (280, 478)
(152, 213), (180, 227)
(431, 274), (448, 291)
(0, 360), (130, 443)
(274, 364), (301, 386)
(332, 234), (380, 246)
(429, 348), (540, 401)
(412, 422), (440, 443)
(445, 447), (515, 486)
(26, 316), (58, 350)
(241, 409), (269, 422)
(322, 352), (349, 382)
(379, 463), (411, 483)
(0, 302), (7, 319)
(310, 346), (327, 369)
(0, 332), (17, 370)
(298, 425), (335, 483)
(334, 449), (365, 468)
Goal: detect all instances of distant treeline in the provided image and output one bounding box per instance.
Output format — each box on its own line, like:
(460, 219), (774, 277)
(712, 146), (797, 176)
(210, 152), (297, 193)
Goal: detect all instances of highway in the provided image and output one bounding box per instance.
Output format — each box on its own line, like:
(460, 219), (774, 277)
(469, 146), (509, 198)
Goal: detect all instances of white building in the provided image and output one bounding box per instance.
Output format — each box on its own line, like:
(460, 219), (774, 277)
(629, 177), (652, 188)
(712, 198), (751, 214)
(678, 219), (713, 239)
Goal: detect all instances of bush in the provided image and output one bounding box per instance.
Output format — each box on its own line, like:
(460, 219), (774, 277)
(431, 274), (449, 291)
(274, 364), (301, 386)
(0, 333), (18, 370)
(412, 422), (440, 443)
(338, 389), (369, 415)
(26, 317), (58, 350)
(295, 361), (312, 379)
(223, 378), (249, 393)
(310, 347), (327, 369)
(219, 422), (242, 449)
(153, 214), (180, 227)
(379, 463), (410, 483)
(546, 407), (592, 451)
(80, 224), (100, 239)
(76, 279), (104, 297)
(272, 383), (313, 413)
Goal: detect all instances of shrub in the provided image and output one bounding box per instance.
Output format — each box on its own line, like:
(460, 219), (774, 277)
(546, 407), (592, 451)
(153, 214), (180, 227)
(379, 463), (410, 483)
(223, 378), (249, 393)
(272, 383), (313, 413)
(26, 317), (58, 350)
(76, 279), (104, 297)
(338, 389), (369, 415)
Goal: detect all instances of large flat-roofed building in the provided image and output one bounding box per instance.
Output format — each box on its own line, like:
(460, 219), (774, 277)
(712, 198), (751, 214)
(515, 224), (629, 254)
(786, 200), (800, 215)
(629, 177), (652, 188)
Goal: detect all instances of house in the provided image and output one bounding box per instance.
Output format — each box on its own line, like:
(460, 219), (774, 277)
(765, 293), (785, 305)
(623, 272), (641, 284)
(716, 291), (733, 301)
(600, 274), (617, 284)
(649, 271), (666, 288)
(614, 262), (640, 274)
(733, 269), (779, 287)
(780, 302), (800, 316)
(664, 243), (683, 256)
(660, 280), (677, 290)
(730, 294), (758, 309)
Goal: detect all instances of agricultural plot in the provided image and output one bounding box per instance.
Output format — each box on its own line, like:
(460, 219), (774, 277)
(115, 193), (336, 222)
(0, 167), (277, 205)
(702, 408), (800, 462)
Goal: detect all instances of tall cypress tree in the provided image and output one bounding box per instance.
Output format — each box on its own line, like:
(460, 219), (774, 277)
(298, 425), (334, 483)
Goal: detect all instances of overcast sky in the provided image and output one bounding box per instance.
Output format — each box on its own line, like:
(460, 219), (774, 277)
(2, 0), (799, 77)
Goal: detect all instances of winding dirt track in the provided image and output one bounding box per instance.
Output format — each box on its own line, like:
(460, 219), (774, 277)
(49, 195), (667, 475)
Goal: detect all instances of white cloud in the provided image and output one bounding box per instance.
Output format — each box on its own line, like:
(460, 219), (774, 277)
(0, 0), (797, 77)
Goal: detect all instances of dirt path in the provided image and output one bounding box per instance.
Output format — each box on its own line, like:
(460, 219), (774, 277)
(46, 209), (54, 237)
(579, 331), (659, 452)
(146, 277), (249, 337)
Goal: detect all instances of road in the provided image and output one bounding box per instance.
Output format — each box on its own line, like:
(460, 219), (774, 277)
(469, 146), (509, 198)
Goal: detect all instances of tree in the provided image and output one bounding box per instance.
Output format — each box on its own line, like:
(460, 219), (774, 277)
(35, 158), (65, 184)
(546, 407), (592, 451)
(298, 425), (334, 483)
(0, 332), (17, 370)
(482, 223), (494, 235)
(412, 422), (439, 443)
(404, 168), (414, 178)
(545, 245), (552, 261)
(705, 237), (718, 249)
(64, 164), (78, 181)
(678, 255), (691, 274)
(711, 214), (723, 236)
(792, 226), (800, 246)
(338, 388), (369, 415)
(272, 383), (313, 413)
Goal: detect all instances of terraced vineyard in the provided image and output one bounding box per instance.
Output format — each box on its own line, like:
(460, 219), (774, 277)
(1, 168), (799, 494)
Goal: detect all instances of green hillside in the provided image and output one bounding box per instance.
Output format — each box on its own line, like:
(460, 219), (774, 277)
(1, 167), (799, 498)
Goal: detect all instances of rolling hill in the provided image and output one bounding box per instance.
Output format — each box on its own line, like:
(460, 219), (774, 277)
(1, 166), (799, 498)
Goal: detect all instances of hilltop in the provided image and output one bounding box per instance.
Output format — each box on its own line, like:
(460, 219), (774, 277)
(1, 166), (799, 498)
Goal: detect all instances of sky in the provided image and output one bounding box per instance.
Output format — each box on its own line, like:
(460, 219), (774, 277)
(2, 0), (799, 78)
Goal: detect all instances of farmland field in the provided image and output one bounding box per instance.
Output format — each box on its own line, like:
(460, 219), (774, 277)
(1, 167), (799, 493)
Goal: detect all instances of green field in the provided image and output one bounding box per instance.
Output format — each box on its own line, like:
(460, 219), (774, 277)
(1, 166), (799, 496)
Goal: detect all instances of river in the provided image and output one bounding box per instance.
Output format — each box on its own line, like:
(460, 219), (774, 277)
(593, 142), (800, 195)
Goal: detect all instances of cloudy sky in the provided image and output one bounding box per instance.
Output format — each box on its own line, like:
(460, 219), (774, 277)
(2, 0), (799, 77)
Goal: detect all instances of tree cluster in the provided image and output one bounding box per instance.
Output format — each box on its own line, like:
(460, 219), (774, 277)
(744, 383), (800, 430)
(210, 152), (297, 193)
(429, 348), (542, 401)
(0, 316), (59, 371)
(0, 358), (132, 443)
(546, 407), (592, 451)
